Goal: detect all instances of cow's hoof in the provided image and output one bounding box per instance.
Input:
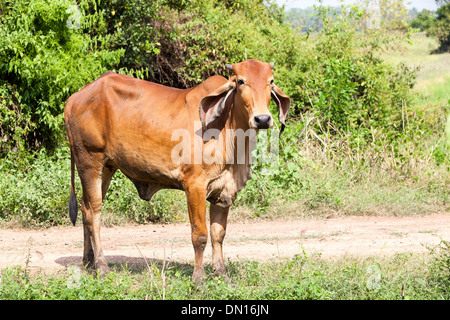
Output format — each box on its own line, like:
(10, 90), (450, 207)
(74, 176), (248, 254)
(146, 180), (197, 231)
(192, 269), (206, 286)
(98, 265), (110, 278)
(213, 264), (229, 283)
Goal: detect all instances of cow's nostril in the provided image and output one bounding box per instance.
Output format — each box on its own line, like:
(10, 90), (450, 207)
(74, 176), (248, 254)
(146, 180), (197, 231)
(254, 115), (271, 128)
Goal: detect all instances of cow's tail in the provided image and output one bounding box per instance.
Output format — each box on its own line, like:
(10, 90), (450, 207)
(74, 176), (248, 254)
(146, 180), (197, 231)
(69, 149), (78, 226)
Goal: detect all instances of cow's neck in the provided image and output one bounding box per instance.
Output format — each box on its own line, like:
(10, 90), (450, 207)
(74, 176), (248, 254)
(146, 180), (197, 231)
(225, 98), (256, 167)
(205, 98), (256, 207)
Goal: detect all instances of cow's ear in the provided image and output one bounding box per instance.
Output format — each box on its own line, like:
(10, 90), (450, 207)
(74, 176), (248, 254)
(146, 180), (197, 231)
(271, 85), (291, 135)
(200, 78), (235, 129)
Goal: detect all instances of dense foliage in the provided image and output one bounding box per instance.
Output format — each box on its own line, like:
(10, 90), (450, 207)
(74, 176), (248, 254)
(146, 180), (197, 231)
(0, 0), (124, 158)
(409, 9), (435, 31)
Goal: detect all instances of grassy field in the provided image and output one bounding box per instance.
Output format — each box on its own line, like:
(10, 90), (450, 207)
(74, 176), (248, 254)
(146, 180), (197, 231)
(380, 33), (450, 136)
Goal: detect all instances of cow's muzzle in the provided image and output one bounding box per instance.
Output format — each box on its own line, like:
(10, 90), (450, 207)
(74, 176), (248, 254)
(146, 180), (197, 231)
(253, 114), (272, 129)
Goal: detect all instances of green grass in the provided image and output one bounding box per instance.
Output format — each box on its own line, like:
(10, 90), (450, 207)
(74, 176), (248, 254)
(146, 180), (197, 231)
(1, 240), (449, 300)
(379, 33), (449, 126)
(379, 33), (450, 83)
(380, 33), (449, 126)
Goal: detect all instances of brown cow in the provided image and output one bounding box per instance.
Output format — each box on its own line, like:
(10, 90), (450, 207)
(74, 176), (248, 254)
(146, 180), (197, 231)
(64, 59), (290, 284)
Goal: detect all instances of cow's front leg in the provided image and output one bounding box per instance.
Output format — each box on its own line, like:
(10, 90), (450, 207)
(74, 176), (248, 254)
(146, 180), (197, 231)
(185, 183), (208, 285)
(210, 203), (229, 281)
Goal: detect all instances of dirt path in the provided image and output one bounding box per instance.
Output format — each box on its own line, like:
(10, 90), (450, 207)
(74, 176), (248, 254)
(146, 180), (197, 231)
(1, 213), (449, 273)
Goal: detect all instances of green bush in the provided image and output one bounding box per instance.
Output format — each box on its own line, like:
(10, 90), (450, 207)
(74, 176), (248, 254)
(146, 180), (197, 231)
(410, 9), (435, 32)
(0, 149), (71, 227)
(283, 5), (418, 138)
(97, 0), (161, 74)
(410, 2), (450, 53)
(0, 0), (124, 152)
(0, 81), (34, 160)
(431, 2), (450, 52)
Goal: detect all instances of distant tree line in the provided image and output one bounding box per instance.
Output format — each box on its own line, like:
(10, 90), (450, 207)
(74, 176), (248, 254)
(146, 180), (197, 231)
(410, 0), (450, 52)
(285, 0), (412, 33)
(286, 0), (450, 53)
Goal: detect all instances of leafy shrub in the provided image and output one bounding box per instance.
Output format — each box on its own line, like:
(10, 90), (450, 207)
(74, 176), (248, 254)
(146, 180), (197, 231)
(430, 2), (450, 52)
(0, 81), (34, 160)
(96, 0), (161, 75)
(0, 0), (124, 152)
(284, 5), (418, 139)
(411, 2), (450, 53)
(0, 149), (71, 227)
(410, 9), (435, 32)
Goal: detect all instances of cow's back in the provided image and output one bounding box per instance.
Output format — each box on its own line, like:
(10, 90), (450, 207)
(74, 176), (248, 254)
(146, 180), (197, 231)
(65, 72), (186, 183)
(65, 72), (184, 147)
(64, 72), (228, 189)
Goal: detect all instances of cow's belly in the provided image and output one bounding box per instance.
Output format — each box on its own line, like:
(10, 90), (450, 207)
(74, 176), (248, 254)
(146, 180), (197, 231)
(106, 145), (183, 199)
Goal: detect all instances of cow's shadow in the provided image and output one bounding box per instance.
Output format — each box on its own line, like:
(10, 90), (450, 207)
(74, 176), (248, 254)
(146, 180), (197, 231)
(55, 255), (195, 276)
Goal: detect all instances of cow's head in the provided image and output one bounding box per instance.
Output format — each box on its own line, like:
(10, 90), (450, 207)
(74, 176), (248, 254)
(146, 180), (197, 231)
(200, 59), (291, 134)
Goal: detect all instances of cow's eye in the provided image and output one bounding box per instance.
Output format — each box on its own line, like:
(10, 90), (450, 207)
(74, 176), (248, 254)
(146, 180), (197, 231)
(238, 79), (245, 86)
(270, 79), (274, 85)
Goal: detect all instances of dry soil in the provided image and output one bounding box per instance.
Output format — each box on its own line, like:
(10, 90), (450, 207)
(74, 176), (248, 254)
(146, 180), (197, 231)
(1, 213), (449, 273)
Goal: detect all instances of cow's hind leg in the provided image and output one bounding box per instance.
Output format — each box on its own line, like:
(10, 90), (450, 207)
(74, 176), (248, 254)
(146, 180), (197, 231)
(210, 204), (229, 281)
(79, 166), (109, 276)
